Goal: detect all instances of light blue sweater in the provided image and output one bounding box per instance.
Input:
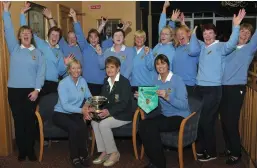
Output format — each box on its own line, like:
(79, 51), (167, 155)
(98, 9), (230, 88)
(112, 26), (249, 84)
(3, 11), (45, 89)
(155, 72), (190, 118)
(54, 75), (92, 114)
(20, 14), (67, 82)
(131, 46), (154, 86)
(196, 25), (240, 86)
(222, 29), (257, 85)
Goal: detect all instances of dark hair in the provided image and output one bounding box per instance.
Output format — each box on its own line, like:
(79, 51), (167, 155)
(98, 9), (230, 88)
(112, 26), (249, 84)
(154, 54), (170, 72)
(105, 56), (121, 68)
(17, 25), (36, 47)
(87, 28), (101, 45)
(202, 23), (217, 35)
(48, 26), (62, 40)
(112, 29), (125, 38)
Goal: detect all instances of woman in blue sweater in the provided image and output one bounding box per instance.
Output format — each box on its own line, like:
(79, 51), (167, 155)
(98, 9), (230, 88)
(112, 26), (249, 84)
(2, 2), (45, 161)
(53, 59), (92, 168)
(220, 23), (257, 165)
(138, 54), (190, 168)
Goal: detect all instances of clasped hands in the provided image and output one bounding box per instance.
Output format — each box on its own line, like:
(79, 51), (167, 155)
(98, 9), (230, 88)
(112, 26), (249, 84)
(82, 103), (110, 120)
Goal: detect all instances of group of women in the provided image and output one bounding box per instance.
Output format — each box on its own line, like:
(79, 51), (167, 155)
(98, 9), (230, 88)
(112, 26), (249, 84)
(2, 1), (257, 168)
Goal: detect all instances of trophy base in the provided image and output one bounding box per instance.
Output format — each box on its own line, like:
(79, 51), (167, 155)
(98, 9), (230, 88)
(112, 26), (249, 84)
(91, 112), (103, 122)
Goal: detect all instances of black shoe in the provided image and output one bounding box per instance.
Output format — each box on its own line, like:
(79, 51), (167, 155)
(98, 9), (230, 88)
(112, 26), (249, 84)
(80, 156), (91, 167)
(72, 158), (83, 168)
(226, 155), (241, 165)
(219, 150), (231, 157)
(196, 150), (206, 157)
(28, 152), (37, 161)
(198, 151), (217, 162)
(18, 154), (26, 162)
(144, 163), (158, 168)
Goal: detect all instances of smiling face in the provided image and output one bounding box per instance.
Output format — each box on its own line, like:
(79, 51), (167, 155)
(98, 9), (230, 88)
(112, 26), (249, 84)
(19, 28), (32, 47)
(88, 32), (99, 47)
(160, 27), (173, 44)
(113, 31), (124, 45)
(155, 59), (169, 75)
(239, 28), (251, 45)
(68, 62), (82, 79)
(67, 32), (77, 46)
(106, 63), (120, 78)
(48, 30), (60, 47)
(203, 29), (216, 46)
(134, 35), (145, 48)
(176, 28), (190, 45)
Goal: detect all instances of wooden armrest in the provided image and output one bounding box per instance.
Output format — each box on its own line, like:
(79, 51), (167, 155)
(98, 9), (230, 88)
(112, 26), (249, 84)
(178, 112), (196, 147)
(35, 105), (44, 162)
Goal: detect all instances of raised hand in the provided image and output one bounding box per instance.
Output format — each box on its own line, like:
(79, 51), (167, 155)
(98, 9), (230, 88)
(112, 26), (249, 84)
(144, 46), (150, 55)
(163, 1), (170, 9)
(233, 8), (246, 26)
(64, 54), (75, 65)
(68, 8), (77, 22)
(21, 1), (31, 14)
(42, 8), (52, 19)
(171, 9), (180, 22)
(100, 16), (108, 25)
(192, 26), (198, 34)
(2, 1), (11, 11)
(178, 12), (185, 25)
(95, 44), (102, 55)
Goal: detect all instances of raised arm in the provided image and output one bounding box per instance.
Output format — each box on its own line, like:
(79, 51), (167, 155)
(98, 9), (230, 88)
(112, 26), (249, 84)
(70, 8), (88, 51)
(42, 8), (56, 28)
(123, 48), (134, 79)
(97, 16), (108, 34)
(35, 50), (46, 90)
(168, 9), (181, 29)
(248, 29), (257, 54)
(58, 82), (82, 113)
(144, 47), (155, 71)
(2, 2), (18, 53)
(222, 9), (246, 55)
(159, 1), (170, 35)
(188, 26), (201, 56)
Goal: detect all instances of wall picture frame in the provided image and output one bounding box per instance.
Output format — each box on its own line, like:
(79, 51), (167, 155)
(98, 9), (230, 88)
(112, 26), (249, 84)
(28, 2), (46, 40)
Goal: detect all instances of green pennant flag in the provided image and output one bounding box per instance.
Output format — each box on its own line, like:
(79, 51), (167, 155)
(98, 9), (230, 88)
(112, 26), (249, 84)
(138, 86), (159, 113)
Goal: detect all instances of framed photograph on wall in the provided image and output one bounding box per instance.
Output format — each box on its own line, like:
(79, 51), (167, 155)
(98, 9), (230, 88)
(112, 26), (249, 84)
(97, 19), (121, 37)
(28, 2), (45, 40)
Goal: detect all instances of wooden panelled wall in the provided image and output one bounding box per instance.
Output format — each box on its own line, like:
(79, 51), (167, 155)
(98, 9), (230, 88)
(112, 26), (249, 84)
(0, 3), (13, 156)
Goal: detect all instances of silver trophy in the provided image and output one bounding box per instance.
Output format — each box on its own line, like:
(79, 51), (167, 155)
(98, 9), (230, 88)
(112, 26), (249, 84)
(89, 96), (107, 121)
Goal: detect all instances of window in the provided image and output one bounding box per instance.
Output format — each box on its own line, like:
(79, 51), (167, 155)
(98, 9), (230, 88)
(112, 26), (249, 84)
(97, 19), (121, 36)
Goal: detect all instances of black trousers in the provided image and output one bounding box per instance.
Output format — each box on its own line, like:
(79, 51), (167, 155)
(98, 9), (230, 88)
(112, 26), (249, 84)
(8, 88), (37, 156)
(219, 85), (246, 157)
(139, 114), (184, 168)
(40, 80), (58, 97)
(52, 112), (89, 159)
(186, 85), (196, 97)
(195, 86), (222, 156)
(87, 83), (103, 96)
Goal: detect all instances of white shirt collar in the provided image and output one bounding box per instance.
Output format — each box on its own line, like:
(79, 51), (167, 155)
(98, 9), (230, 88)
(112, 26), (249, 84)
(46, 40), (60, 49)
(135, 46), (144, 54)
(205, 40), (219, 48)
(160, 42), (172, 46)
(158, 71), (173, 83)
(236, 44), (245, 49)
(107, 72), (120, 92)
(111, 45), (126, 52)
(20, 44), (35, 51)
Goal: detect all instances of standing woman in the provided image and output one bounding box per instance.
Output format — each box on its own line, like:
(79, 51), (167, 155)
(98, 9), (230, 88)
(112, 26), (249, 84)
(97, 29), (134, 80)
(2, 2), (45, 161)
(220, 23), (257, 165)
(53, 59), (92, 168)
(131, 30), (154, 91)
(20, 3), (73, 96)
(86, 56), (132, 167)
(69, 8), (108, 96)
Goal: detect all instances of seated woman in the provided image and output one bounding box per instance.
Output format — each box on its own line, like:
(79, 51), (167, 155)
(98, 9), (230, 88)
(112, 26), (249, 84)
(85, 56), (132, 167)
(138, 54), (190, 168)
(53, 59), (92, 168)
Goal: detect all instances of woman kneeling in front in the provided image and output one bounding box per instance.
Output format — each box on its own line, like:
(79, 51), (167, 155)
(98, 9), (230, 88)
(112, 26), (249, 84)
(86, 56), (132, 167)
(53, 59), (92, 168)
(139, 54), (190, 168)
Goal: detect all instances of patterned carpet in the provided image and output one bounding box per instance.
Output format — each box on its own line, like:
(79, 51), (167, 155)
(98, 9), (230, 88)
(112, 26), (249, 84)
(0, 121), (249, 168)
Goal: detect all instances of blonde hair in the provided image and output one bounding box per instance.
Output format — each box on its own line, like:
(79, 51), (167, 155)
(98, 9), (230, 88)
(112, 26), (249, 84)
(160, 26), (178, 46)
(67, 58), (82, 74)
(175, 25), (191, 46)
(134, 30), (146, 43)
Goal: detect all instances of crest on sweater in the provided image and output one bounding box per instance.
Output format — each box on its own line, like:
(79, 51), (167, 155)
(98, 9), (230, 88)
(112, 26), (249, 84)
(207, 50), (212, 55)
(167, 88), (172, 94)
(121, 55), (126, 61)
(32, 55), (36, 60)
(114, 94), (120, 102)
(81, 87), (84, 92)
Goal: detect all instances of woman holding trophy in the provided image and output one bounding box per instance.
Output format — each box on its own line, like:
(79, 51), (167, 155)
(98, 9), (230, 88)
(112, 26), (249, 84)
(85, 56), (133, 167)
(53, 59), (92, 168)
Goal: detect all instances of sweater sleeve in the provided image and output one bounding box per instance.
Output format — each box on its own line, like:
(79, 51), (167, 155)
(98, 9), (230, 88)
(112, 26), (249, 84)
(98, 50), (107, 70)
(84, 81), (92, 99)
(57, 51), (67, 76)
(58, 37), (69, 53)
(35, 50), (46, 89)
(167, 76), (189, 110)
(73, 22), (89, 51)
(58, 82), (82, 113)
(168, 21), (176, 29)
(188, 33), (201, 56)
(159, 13), (167, 35)
(20, 13), (26, 26)
(3, 11), (18, 53)
(221, 25), (240, 55)
(145, 49), (155, 71)
(123, 48), (134, 79)
(248, 29), (257, 54)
